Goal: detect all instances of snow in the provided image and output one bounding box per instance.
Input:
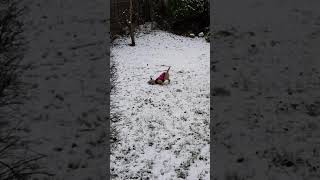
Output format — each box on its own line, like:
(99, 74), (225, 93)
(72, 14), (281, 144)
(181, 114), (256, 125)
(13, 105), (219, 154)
(111, 30), (210, 179)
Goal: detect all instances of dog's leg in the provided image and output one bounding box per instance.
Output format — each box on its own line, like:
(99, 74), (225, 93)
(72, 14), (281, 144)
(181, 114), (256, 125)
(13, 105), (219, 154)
(164, 72), (170, 80)
(156, 79), (164, 85)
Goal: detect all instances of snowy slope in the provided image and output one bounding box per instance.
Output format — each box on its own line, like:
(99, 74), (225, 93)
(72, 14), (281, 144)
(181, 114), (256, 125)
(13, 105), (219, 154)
(111, 31), (210, 179)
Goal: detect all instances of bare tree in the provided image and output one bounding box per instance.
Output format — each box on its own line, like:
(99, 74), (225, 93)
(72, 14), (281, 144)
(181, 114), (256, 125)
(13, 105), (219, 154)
(0, 1), (51, 179)
(0, 124), (53, 180)
(128, 0), (135, 46)
(115, 0), (138, 46)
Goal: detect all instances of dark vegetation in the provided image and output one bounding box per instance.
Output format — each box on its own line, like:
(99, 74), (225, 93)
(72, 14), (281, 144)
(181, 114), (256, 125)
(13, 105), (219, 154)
(110, 58), (120, 144)
(110, 54), (122, 178)
(0, 1), (50, 179)
(111, 0), (139, 45)
(152, 0), (210, 36)
(0, 1), (26, 106)
(111, 0), (210, 41)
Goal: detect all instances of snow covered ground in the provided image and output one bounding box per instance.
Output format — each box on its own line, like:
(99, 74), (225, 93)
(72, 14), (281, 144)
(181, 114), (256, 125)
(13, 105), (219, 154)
(111, 31), (210, 179)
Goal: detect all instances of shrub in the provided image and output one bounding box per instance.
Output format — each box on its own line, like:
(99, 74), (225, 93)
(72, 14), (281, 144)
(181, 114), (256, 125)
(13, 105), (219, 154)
(0, 1), (52, 179)
(168, 0), (209, 20)
(156, 0), (210, 34)
(0, 1), (26, 107)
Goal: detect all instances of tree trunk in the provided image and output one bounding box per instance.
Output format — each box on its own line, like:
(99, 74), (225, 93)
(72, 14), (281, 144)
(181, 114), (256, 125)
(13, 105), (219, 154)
(129, 0), (135, 46)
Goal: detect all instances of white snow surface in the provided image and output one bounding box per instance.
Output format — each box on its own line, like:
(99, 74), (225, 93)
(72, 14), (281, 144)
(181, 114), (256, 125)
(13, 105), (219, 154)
(111, 30), (210, 180)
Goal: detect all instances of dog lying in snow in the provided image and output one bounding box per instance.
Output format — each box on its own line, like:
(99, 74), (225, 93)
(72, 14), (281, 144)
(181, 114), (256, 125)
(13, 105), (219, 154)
(148, 66), (171, 85)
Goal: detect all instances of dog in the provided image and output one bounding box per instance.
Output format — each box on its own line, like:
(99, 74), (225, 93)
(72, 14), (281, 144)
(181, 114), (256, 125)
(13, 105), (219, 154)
(148, 66), (171, 85)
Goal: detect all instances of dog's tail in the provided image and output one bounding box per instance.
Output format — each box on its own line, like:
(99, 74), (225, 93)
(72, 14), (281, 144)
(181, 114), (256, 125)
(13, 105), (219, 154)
(167, 66), (171, 73)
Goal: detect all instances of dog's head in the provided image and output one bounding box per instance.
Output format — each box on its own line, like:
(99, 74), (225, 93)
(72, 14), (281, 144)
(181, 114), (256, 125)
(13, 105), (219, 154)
(148, 79), (156, 85)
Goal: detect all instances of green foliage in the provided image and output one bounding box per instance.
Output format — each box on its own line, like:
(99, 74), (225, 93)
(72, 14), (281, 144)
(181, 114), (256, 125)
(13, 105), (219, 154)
(168, 0), (209, 21)
(158, 0), (210, 34)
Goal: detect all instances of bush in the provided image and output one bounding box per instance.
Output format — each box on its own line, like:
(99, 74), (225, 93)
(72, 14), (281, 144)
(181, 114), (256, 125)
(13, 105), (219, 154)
(0, 1), (26, 107)
(168, 0), (209, 20)
(0, 1), (52, 179)
(153, 0), (209, 35)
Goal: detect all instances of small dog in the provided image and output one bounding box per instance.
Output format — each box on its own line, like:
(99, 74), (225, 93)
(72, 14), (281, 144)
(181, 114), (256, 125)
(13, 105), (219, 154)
(148, 66), (171, 85)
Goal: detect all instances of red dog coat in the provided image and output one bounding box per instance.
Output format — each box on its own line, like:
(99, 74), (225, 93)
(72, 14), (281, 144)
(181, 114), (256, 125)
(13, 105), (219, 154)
(155, 72), (166, 82)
